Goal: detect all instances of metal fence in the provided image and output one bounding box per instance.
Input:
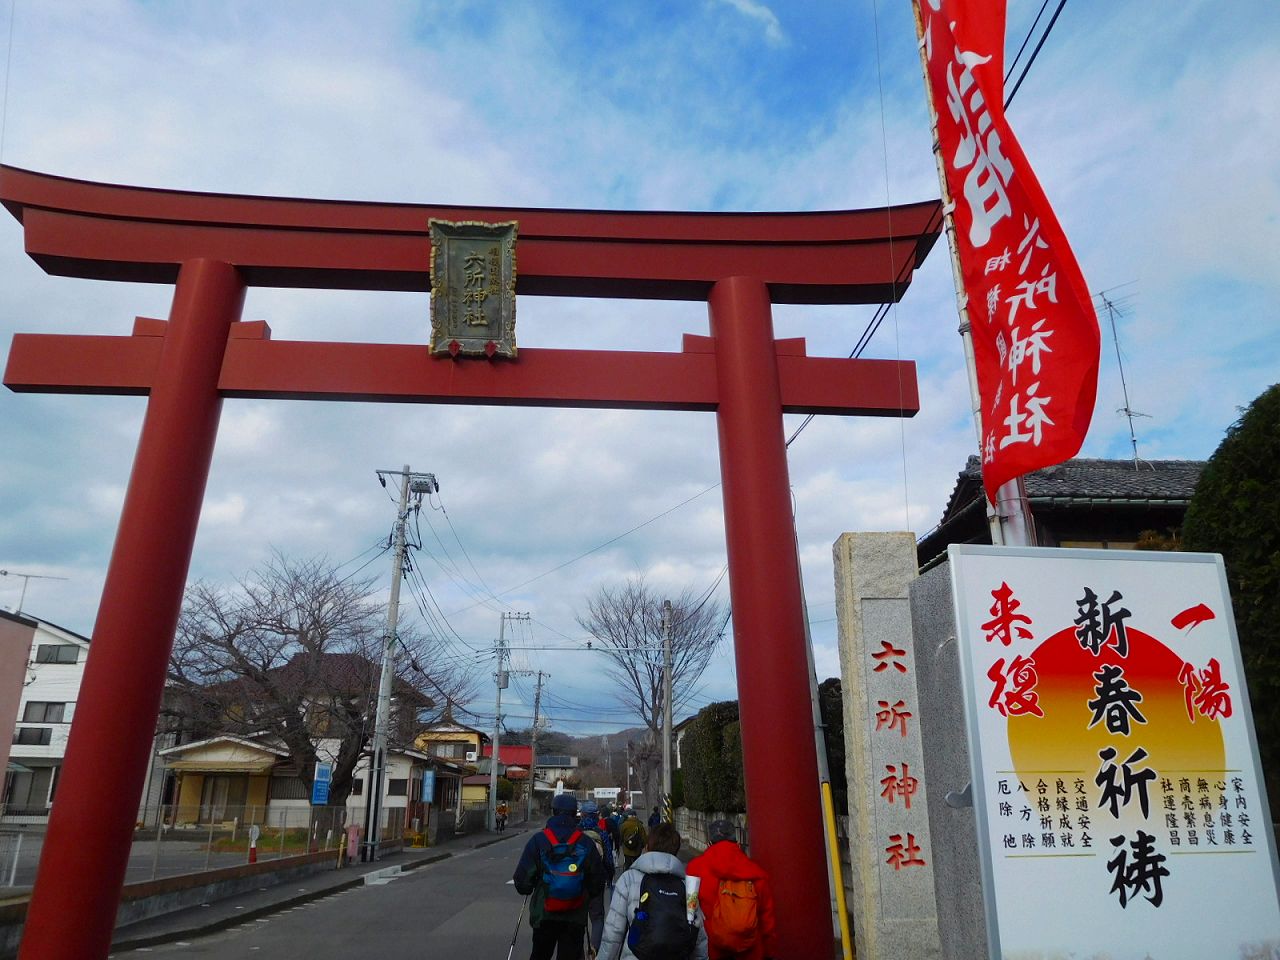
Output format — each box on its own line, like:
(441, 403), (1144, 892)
(0, 803), (411, 889)
(0, 833), (23, 887)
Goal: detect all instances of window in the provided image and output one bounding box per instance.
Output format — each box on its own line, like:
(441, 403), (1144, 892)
(13, 727), (52, 746)
(351, 778), (363, 796)
(431, 741), (471, 759)
(34, 644), (79, 664)
(4, 767), (54, 813)
(387, 778), (408, 797)
(23, 702), (67, 723)
(269, 777), (310, 800)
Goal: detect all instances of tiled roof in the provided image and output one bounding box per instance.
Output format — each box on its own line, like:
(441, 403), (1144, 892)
(942, 455), (1204, 519)
(1022, 457), (1204, 500)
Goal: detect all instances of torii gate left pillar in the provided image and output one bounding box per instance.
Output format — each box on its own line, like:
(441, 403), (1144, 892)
(0, 166), (942, 959)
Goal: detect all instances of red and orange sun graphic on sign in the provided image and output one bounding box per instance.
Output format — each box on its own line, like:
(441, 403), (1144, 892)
(1006, 623), (1226, 790)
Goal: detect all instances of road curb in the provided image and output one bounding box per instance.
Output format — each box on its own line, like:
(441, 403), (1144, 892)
(109, 875), (367, 954)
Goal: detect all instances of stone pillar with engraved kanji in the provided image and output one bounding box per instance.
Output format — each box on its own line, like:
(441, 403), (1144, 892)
(834, 532), (942, 960)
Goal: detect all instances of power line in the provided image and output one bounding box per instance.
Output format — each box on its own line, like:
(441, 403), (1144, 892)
(1005, 0), (1069, 109)
(1005, 0), (1052, 86)
(448, 482), (723, 615)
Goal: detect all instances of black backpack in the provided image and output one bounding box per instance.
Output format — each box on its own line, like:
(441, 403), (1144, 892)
(626, 873), (697, 960)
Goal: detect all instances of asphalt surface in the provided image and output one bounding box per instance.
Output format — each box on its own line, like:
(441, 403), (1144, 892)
(108, 830), (553, 959)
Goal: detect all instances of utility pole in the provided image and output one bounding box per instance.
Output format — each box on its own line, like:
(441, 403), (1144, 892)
(488, 613), (508, 834)
(364, 465), (437, 862)
(661, 598), (673, 822)
(489, 612), (531, 831)
(526, 670), (546, 822)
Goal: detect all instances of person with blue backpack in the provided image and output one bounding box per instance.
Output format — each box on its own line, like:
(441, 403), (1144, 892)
(514, 793), (607, 960)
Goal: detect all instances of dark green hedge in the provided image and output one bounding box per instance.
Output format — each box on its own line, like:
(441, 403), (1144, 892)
(671, 768), (685, 809)
(819, 678), (848, 816)
(1183, 384), (1280, 809)
(678, 683), (847, 815)
(680, 701), (743, 813)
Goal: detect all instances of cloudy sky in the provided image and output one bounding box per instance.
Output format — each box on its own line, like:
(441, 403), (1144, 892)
(0, 1), (1276, 736)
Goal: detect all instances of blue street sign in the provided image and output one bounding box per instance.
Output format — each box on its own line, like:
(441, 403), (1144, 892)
(311, 761), (333, 805)
(422, 769), (436, 803)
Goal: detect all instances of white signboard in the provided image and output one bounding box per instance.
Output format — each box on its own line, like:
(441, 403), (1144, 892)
(950, 545), (1280, 960)
(593, 787), (621, 801)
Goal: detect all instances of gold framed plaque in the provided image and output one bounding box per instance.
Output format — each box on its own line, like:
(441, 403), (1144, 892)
(429, 219), (518, 359)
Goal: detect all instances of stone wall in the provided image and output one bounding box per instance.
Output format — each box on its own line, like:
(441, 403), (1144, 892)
(834, 532), (942, 960)
(673, 808), (749, 853)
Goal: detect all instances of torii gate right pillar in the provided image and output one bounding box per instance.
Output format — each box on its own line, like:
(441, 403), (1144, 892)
(710, 276), (832, 959)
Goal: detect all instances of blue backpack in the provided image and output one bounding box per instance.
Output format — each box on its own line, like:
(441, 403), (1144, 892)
(581, 817), (615, 872)
(540, 828), (588, 912)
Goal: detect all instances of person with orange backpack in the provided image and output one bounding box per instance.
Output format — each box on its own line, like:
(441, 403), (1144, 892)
(685, 820), (778, 960)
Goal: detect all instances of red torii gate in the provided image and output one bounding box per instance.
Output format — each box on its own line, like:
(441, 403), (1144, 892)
(1, 165), (941, 959)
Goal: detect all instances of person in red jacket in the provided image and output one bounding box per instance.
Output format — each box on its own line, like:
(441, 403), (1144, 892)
(685, 820), (778, 960)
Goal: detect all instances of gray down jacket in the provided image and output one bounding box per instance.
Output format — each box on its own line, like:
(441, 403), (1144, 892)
(596, 851), (709, 960)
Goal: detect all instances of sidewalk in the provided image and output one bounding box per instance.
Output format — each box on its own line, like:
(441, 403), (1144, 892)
(107, 824), (531, 955)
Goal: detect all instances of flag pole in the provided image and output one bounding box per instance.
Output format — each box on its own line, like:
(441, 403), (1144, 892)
(910, 0), (1036, 548)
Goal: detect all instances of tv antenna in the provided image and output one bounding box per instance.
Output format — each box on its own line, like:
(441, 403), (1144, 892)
(0, 569), (69, 616)
(1098, 290), (1150, 470)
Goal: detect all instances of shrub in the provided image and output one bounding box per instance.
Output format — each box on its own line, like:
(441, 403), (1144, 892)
(1183, 384), (1280, 808)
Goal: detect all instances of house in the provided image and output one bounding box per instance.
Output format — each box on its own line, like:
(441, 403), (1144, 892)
(463, 744), (530, 805)
(415, 711), (489, 764)
(673, 716), (697, 770)
(531, 754), (579, 794)
(0, 611), (37, 783)
(0, 612), (176, 824)
(157, 651), (438, 832)
(916, 456), (1205, 568)
(159, 733), (468, 840)
(481, 743), (533, 768)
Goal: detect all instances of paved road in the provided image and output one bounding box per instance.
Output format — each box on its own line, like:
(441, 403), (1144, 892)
(121, 834), (560, 958)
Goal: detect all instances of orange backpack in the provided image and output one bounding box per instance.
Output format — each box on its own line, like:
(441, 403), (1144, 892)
(708, 878), (760, 953)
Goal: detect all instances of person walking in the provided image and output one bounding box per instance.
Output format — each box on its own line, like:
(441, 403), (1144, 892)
(619, 809), (647, 870)
(648, 806), (662, 828)
(597, 822), (708, 960)
(577, 800), (613, 957)
(685, 820), (777, 960)
(604, 805), (623, 859)
(513, 793), (606, 960)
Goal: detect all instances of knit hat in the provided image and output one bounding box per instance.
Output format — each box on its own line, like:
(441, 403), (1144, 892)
(551, 793), (578, 813)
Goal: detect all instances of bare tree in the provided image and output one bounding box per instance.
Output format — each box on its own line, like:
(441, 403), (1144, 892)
(576, 576), (727, 805)
(168, 552), (474, 804)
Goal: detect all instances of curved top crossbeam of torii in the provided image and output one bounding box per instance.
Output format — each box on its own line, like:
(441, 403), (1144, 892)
(1, 164), (942, 415)
(1, 165), (946, 960)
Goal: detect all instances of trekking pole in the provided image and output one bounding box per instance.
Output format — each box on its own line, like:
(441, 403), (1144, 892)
(506, 894), (530, 960)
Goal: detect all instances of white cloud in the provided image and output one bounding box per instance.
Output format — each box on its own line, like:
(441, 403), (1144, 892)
(0, 1), (1275, 731)
(713, 0), (787, 47)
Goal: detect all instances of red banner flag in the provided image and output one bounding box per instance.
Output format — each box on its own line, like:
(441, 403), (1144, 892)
(915, 0), (1100, 504)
